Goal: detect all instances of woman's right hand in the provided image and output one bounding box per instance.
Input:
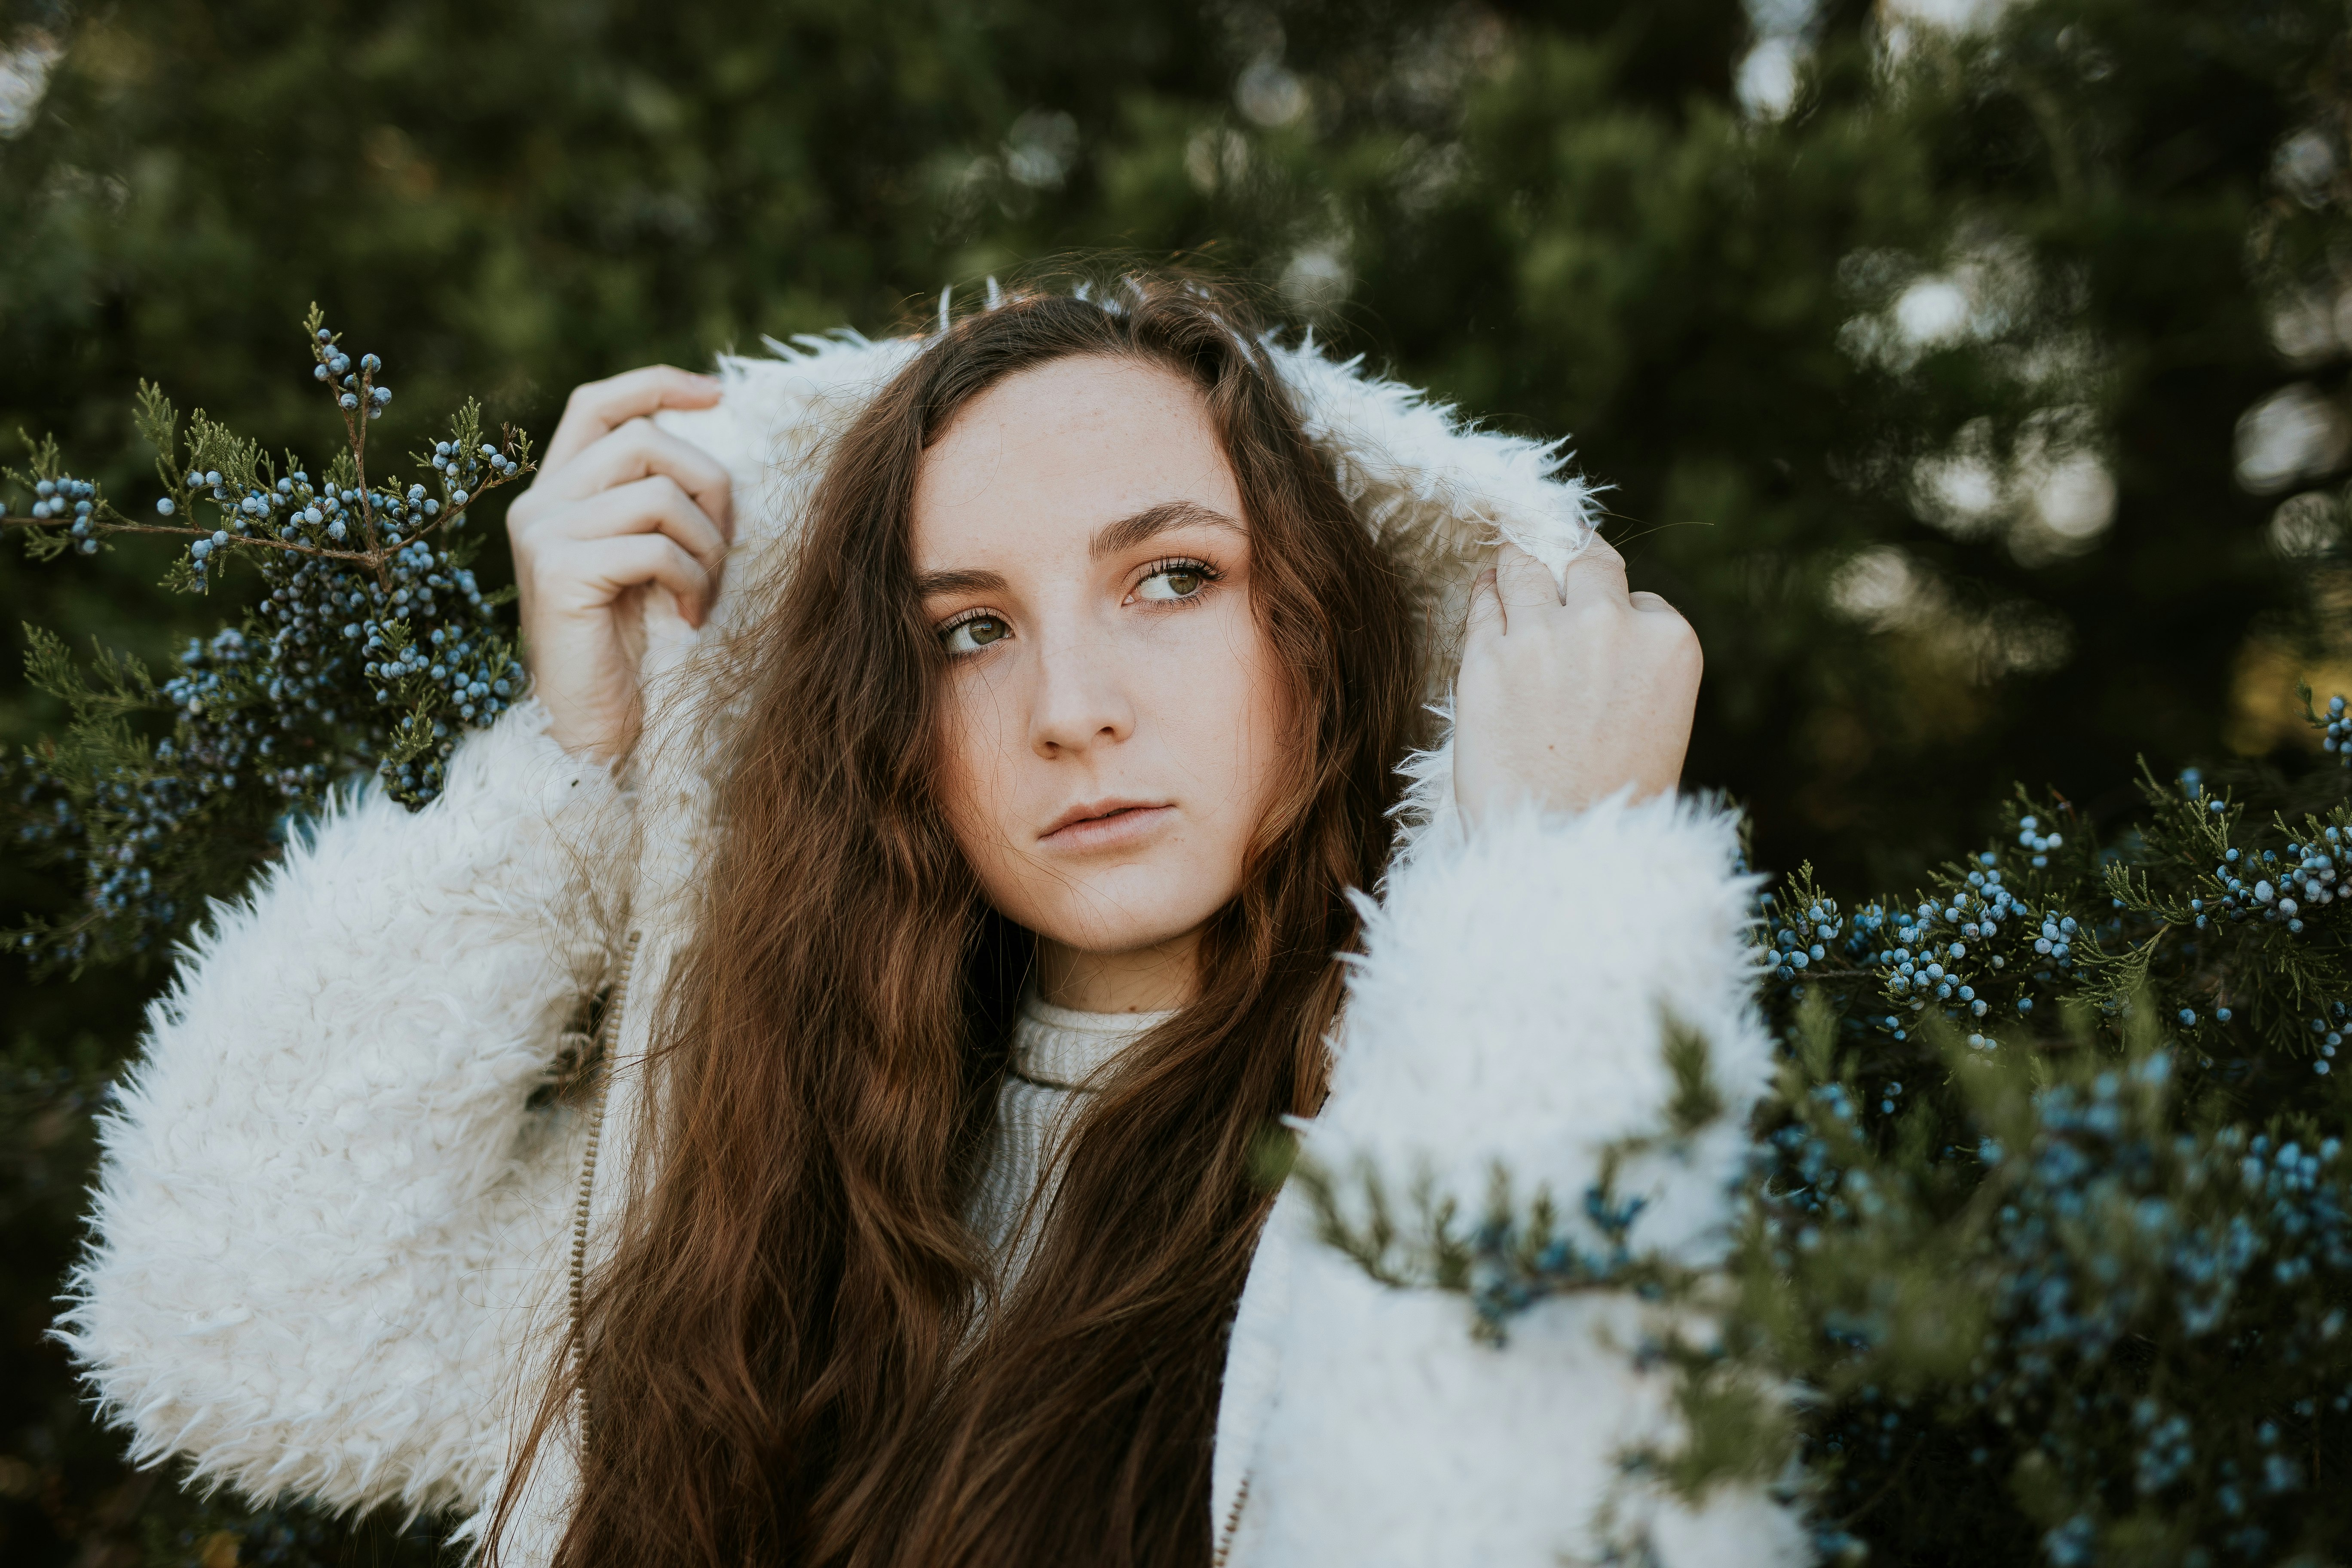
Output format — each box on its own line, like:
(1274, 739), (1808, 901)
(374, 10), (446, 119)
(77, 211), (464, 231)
(507, 367), (735, 763)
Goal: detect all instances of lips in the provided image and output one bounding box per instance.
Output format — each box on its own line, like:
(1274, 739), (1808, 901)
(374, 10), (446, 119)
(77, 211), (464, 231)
(1040, 798), (1175, 848)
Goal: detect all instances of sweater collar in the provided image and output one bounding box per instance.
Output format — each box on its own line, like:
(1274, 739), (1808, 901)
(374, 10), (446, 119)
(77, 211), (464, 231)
(1011, 994), (1176, 1090)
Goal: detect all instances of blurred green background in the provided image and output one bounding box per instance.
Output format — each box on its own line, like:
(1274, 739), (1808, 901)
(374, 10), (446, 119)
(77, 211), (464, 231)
(3, 0), (2349, 1561)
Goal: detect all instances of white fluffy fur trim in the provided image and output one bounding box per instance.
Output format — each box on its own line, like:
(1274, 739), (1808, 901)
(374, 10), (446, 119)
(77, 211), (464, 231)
(58, 701), (630, 1518)
(1266, 335), (1598, 583)
(1231, 1217), (1809, 1568)
(1312, 790), (1772, 1261)
(1212, 795), (1802, 1565)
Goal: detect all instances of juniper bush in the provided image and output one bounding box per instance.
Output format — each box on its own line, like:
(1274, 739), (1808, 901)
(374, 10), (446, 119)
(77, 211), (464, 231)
(3, 309), (532, 974)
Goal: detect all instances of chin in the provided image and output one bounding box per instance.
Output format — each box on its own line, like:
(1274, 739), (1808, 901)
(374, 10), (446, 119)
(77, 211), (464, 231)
(1009, 864), (1237, 958)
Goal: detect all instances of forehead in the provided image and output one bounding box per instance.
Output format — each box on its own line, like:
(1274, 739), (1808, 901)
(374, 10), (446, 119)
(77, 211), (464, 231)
(911, 355), (1244, 565)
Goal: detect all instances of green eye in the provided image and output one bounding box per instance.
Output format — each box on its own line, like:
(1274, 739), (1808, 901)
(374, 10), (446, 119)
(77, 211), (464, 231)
(942, 615), (1010, 655)
(1138, 566), (1210, 602)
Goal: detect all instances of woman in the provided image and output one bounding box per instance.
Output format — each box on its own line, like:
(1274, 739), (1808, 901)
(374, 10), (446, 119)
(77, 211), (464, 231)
(63, 274), (1802, 1566)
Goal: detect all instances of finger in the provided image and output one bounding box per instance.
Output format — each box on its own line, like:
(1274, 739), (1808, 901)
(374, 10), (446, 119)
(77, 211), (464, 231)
(536, 476), (730, 581)
(542, 367), (722, 471)
(540, 421), (735, 539)
(556, 533), (716, 627)
(1466, 566), (1506, 640)
(1494, 542), (1563, 615)
(1559, 534), (1631, 609)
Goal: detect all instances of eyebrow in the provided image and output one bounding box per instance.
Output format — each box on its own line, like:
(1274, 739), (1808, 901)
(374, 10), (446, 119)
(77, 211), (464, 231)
(913, 500), (1244, 599)
(912, 566), (1007, 598)
(1090, 499), (1244, 561)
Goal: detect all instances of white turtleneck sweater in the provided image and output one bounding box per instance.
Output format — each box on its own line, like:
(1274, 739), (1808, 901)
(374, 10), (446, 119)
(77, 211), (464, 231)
(968, 995), (1172, 1294)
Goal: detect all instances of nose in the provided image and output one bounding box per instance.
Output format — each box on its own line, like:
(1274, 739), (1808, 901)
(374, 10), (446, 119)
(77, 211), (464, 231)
(1027, 631), (1134, 759)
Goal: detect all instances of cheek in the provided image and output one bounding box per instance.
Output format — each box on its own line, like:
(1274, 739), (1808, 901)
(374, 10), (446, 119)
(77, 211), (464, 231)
(1235, 625), (1295, 821)
(1155, 598), (1294, 826)
(931, 674), (1023, 863)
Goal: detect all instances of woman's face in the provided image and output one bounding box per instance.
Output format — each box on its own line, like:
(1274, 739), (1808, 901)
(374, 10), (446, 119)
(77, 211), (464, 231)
(913, 354), (1291, 1011)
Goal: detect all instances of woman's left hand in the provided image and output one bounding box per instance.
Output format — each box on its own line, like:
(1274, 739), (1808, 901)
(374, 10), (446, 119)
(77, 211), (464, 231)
(1452, 538), (1702, 827)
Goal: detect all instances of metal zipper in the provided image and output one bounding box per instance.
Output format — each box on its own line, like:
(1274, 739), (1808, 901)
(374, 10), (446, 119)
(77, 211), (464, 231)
(1211, 1473), (1251, 1568)
(568, 929), (642, 1458)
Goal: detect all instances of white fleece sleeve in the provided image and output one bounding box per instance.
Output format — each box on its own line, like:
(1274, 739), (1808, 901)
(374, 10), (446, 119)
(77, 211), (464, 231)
(56, 699), (631, 1521)
(1228, 791), (1813, 1568)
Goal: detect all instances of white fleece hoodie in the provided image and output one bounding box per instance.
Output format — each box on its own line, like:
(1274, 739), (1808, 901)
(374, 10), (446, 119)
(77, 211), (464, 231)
(58, 325), (1812, 1568)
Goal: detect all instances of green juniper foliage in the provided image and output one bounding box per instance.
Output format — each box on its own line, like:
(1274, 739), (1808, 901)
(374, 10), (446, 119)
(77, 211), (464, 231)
(1736, 743), (2352, 1566)
(3, 310), (533, 976)
(141, 1499), (453, 1568)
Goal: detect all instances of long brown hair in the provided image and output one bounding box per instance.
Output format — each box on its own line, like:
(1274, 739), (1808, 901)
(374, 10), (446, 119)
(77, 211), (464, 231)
(509, 271), (1423, 1568)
